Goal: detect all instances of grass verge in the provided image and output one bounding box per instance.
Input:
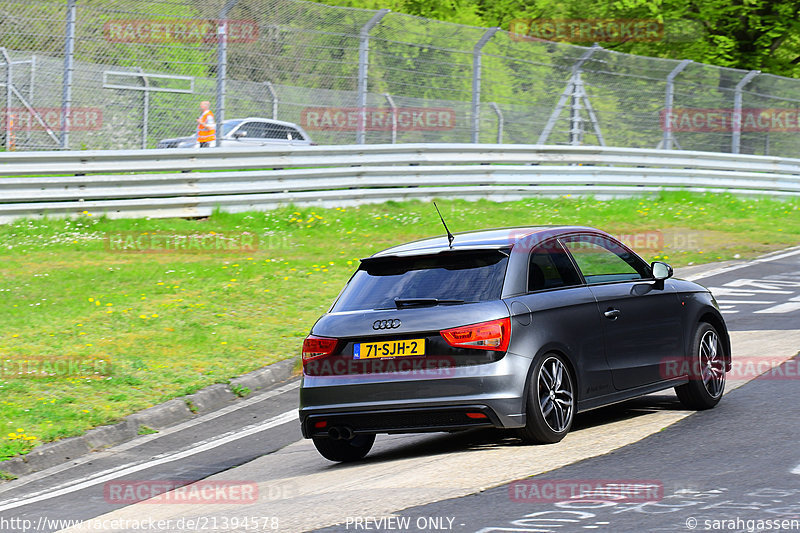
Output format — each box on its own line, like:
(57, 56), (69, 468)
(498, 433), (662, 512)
(1, 191), (799, 461)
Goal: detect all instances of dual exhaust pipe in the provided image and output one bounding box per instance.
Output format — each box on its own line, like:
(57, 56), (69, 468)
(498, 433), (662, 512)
(327, 426), (355, 440)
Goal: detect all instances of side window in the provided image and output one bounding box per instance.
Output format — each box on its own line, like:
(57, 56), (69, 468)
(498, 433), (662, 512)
(237, 122), (263, 139)
(286, 127), (303, 140)
(528, 240), (583, 292)
(244, 122), (267, 139)
(561, 234), (650, 285)
(263, 123), (287, 139)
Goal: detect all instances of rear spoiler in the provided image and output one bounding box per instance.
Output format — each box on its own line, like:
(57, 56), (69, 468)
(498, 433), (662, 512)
(361, 246), (510, 264)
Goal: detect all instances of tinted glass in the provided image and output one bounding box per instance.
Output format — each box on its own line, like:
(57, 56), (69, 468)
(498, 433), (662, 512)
(561, 235), (649, 284)
(239, 122), (267, 139)
(332, 250), (509, 312)
(528, 240), (583, 292)
(221, 120), (243, 136)
(263, 123), (288, 139)
(286, 127), (303, 140)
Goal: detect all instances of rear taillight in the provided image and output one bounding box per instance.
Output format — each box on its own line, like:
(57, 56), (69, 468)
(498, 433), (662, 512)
(440, 318), (510, 352)
(302, 335), (338, 366)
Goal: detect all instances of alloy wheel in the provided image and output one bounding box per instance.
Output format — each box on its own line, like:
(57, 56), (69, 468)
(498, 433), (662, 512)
(537, 356), (574, 433)
(699, 329), (725, 398)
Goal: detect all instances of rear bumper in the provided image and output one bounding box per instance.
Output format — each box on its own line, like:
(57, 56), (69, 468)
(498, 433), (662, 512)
(301, 405), (499, 438)
(298, 352), (532, 437)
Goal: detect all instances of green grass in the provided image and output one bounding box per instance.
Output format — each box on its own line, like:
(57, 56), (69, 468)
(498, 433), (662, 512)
(230, 383), (252, 398)
(1, 192), (799, 461)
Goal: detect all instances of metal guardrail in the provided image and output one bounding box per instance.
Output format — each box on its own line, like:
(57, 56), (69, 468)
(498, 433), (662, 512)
(2, 144), (800, 222)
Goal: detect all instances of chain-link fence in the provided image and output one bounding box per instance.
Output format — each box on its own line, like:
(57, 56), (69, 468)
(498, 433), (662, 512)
(2, 0), (800, 156)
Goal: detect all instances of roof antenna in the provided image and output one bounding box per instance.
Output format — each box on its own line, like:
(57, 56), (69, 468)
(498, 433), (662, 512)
(433, 202), (454, 249)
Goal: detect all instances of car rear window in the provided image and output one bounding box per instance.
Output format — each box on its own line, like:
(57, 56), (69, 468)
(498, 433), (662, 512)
(331, 250), (509, 312)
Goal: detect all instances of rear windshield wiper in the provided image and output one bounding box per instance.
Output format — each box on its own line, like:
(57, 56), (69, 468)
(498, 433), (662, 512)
(394, 298), (466, 309)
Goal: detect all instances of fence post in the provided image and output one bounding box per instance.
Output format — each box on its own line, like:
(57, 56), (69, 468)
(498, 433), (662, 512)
(137, 67), (149, 150)
(471, 27), (499, 144)
(216, 0), (240, 147)
(356, 9), (389, 145)
(60, 0), (77, 150)
(732, 70), (759, 154)
(538, 44), (600, 145)
(1, 51), (8, 151)
(489, 102), (503, 143)
(569, 74), (583, 146)
(662, 59), (691, 150)
(29, 54), (35, 146)
(265, 81), (278, 120)
(383, 93), (397, 143)
(30, 55), (35, 107)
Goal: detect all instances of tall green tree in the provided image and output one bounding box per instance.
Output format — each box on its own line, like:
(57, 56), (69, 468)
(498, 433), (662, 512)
(319, 0), (800, 77)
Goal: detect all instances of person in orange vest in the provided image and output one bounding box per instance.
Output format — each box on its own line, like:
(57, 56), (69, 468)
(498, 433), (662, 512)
(8, 113), (15, 151)
(196, 101), (216, 147)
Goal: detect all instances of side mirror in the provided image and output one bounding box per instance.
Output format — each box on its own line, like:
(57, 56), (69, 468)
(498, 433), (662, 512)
(233, 130), (247, 139)
(651, 261), (673, 281)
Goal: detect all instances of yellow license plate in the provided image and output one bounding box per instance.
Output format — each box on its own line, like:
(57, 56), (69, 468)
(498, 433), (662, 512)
(354, 339), (425, 359)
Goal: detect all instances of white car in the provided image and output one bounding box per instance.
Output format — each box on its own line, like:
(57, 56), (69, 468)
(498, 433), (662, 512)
(157, 117), (314, 148)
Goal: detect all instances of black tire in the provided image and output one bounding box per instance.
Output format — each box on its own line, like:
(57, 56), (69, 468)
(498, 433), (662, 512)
(675, 322), (726, 410)
(312, 434), (375, 462)
(518, 353), (575, 444)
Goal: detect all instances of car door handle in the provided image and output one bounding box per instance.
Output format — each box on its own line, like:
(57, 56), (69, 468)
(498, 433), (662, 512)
(603, 308), (621, 320)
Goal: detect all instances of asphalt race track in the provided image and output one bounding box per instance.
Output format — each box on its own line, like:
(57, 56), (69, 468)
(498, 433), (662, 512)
(1, 247), (800, 533)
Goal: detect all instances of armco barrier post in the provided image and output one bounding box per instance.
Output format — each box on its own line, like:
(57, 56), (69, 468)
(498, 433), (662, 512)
(356, 9), (389, 145)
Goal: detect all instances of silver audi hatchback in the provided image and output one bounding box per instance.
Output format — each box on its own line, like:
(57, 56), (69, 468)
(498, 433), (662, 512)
(298, 226), (730, 462)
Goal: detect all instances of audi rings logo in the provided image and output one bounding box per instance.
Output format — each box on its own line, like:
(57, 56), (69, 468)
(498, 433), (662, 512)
(373, 319), (401, 330)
